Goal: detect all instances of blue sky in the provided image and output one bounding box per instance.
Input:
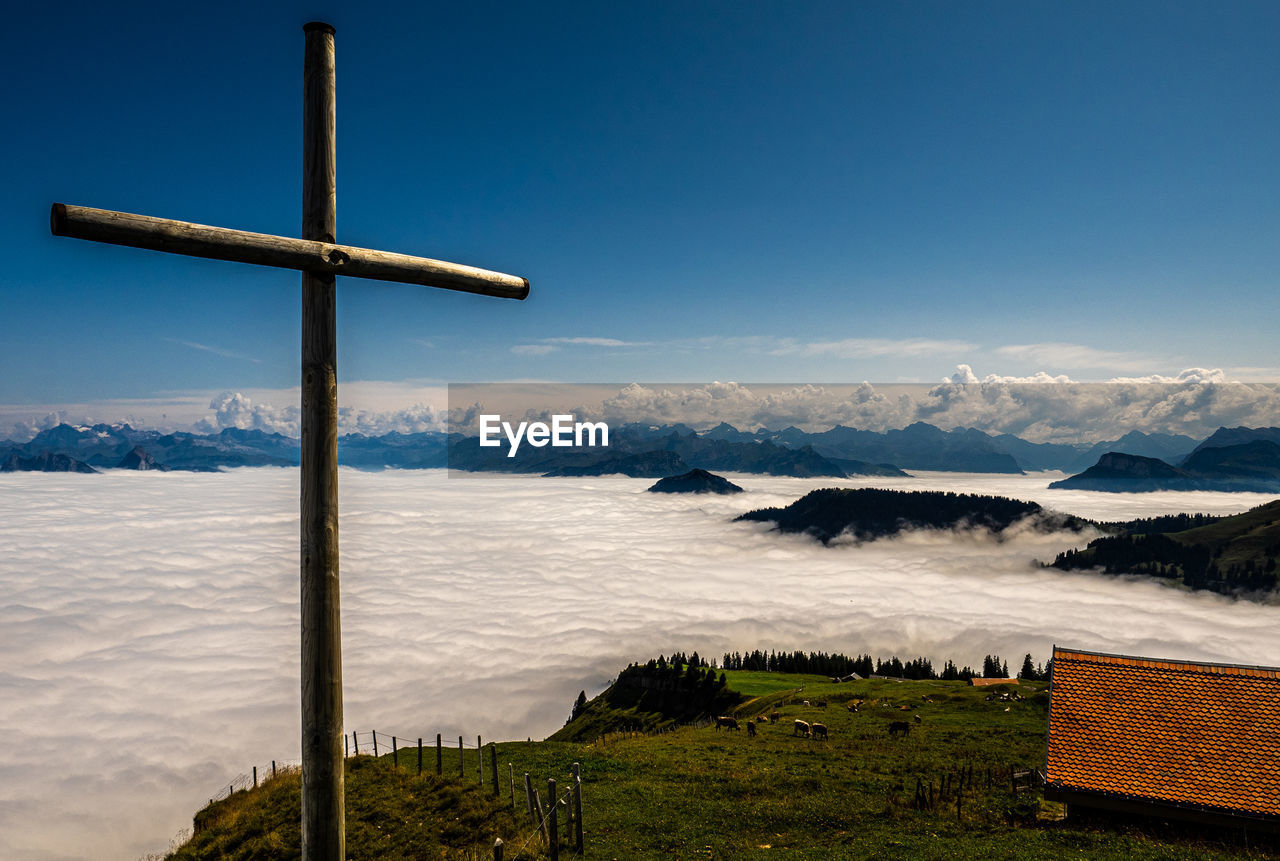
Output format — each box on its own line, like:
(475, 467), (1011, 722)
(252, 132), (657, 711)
(3, 1), (1278, 429)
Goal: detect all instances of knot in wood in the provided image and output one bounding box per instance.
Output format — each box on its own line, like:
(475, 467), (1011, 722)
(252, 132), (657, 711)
(323, 246), (350, 267)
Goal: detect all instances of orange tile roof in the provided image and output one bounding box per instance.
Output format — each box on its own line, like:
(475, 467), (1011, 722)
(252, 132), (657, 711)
(1046, 646), (1280, 819)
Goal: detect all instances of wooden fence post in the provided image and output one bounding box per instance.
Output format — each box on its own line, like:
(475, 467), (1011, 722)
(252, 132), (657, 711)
(524, 773), (542, 838)
(352, 730), (359, 756)
(492, 837), (503, 861)
(273, 760), (278, 778)
(509, 764), (517, 812)
(458, 736), (464, 777)
(436, 734), (442, 775)
(373, 730), (379, 758)
(547, 778), (558, 860)
(489, 744), (499, 796)
(417, 738), (423, 775)
(477, 735), (483, 784)
(253, 766), (258, 789)
(344, 732), (348, 758)
(572, 762), (583, 853)
(392, 736), (398, 768)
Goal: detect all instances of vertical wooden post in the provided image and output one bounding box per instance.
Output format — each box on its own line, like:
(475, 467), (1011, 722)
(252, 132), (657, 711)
(352, 730), (358, 756)
(299, 21), (342, 861)
(273, 760), (278, 778)
(493, 838), (504, 861)
(372, 730), (379, 758)
(489, 744), (499, 796)
(477, 735), (483, 784)
(417, 738), (423, 775)
(524, 773), (538, 833)
(458, 736), (464, 776)
(253, 766), (258, 789)
(392, 736), (398, 767)
(572, 762), (583, 853)
(547, 778), (559, 861)
(436, 734), (442, 775)
(509, 764), (517, 811)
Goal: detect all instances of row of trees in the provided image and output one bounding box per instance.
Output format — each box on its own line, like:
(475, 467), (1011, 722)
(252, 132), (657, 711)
(567, 650), (1049, 725)
(716, 649), (1048, 682)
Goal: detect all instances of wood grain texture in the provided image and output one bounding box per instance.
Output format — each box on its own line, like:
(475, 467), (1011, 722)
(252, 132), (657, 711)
(50, 204), (529, 300)
(300, 21), (343, 861)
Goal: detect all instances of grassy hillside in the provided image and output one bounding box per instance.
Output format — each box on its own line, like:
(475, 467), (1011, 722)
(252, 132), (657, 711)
(1052, 499), (1280, 596)
(168, 671), (1276, 860)
(166, 754), (517, 860)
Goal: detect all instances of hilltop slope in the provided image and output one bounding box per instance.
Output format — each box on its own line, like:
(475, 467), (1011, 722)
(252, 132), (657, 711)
(1051, 499), (1280, 596)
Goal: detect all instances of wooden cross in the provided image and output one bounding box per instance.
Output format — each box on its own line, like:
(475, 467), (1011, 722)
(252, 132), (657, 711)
(49, 22), (528, 861)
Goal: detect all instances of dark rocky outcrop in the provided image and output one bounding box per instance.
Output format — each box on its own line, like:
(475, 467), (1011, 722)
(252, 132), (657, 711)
(647, 468), (743, 494)
(117, 446), (169, 471)
(1048, 452), (1202, 492)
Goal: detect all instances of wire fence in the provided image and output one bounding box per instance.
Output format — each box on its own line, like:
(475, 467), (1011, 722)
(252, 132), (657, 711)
(199, 730), (585, 859)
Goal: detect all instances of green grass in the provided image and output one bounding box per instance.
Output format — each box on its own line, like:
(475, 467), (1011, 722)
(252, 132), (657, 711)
(719, 669), (829, 697)
(168, 674), (1279, 860)
(166, 755), (518, 860)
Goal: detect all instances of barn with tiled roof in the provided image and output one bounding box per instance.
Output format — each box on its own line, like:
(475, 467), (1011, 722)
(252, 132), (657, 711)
(1045, 646), (1280, 831)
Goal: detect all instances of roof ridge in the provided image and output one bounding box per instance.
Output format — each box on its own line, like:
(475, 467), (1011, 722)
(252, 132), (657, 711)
(1053, 645), (1280, 679)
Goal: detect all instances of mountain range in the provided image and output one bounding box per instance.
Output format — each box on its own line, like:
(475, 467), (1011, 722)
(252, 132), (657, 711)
(0, 420), (1258, 482)
(1049, 428), (1280, 492)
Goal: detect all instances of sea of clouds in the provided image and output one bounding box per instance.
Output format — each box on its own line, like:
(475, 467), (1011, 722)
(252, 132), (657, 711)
(2, 468), (1279, 860)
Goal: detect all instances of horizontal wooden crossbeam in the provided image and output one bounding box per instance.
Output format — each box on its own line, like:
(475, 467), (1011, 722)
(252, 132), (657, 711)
(51, 203), (529, 300)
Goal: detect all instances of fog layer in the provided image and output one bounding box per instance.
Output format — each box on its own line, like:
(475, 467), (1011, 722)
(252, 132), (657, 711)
(1, 469), (1276, 859)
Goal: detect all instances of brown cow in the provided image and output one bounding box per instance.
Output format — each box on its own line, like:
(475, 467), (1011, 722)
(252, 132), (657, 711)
(793, 719), (811, 737)
(715, 716), (739, 731)
(747, 720), (757, 737)
(770, 711), (782, 723)
(811, 722), (829, 740)
(888, 720), (911, 737)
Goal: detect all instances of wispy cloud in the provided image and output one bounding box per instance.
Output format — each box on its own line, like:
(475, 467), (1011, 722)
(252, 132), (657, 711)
(543, 337), (652, 347)
(994, 342), (1154, 373)
(164, 338), (261, 364)
(510, 336), (653, 356)
(793, 337), (979, 358)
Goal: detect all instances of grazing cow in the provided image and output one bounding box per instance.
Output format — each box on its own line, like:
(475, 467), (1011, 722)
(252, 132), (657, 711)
(756, 714), (769, 724)
(846, 703), (859, 713)
(793, 719), (811, 737)
(715, 716), (739, 731)
(802, 700), (811, 707)
(747, 720), (757, 737)
(888, 720), (911, 737)
(811, 722), (829, 740)
(770, 711), (781, 723)
(899, 705), (910, 711)
(912, 714), (922, 723)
